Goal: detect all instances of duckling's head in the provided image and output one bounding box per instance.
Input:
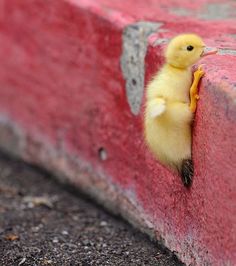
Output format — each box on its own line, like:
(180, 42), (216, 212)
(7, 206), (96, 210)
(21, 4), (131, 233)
(165, 34), (217, 69)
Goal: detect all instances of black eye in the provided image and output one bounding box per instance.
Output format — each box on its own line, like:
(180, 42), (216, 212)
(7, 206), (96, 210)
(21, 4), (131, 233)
(187, 45), (194, 51)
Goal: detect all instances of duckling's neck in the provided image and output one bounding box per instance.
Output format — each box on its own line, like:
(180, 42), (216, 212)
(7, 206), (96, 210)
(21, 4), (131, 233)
(166, 63), (190, 72)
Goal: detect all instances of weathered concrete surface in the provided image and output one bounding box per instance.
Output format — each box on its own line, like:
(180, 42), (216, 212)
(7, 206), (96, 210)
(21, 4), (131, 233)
(0, 0), (235, 265)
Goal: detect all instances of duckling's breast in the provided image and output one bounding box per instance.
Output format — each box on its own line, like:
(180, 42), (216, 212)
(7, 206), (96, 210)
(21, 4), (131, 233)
(154, 66), (192, 103)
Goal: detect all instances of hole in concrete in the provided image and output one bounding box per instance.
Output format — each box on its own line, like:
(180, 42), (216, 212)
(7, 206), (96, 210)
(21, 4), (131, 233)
(98, 147), (107, 161)
(132, 79), (137, 86)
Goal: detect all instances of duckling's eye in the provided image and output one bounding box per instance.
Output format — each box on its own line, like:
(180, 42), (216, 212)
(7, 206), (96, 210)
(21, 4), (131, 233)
(187, 45), (194, 51)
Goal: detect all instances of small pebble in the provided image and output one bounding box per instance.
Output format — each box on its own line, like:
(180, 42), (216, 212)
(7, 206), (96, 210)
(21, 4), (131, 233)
(100, 221), (107, 227)
(52, 238), (59, 243)
(62, 230), (68, 235)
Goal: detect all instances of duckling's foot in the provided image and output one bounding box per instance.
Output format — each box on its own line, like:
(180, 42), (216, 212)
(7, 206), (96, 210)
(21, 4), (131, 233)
(190, 92), (200, 113)
(190, 66), (205, 113)
(194, 65), (205, 81)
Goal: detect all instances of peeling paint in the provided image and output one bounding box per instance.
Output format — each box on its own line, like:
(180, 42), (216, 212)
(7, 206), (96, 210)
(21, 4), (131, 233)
(218, 48), (236, 56)
(230, 34), (236, 39)
(170, 3), (236, 21)
(151, 38), (168, 47)
(121, 21), (162, 115)
(199, 3), (235, 20)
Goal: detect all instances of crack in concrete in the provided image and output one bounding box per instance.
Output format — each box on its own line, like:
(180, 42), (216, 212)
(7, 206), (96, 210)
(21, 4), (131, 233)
(121, 21), (162, 115)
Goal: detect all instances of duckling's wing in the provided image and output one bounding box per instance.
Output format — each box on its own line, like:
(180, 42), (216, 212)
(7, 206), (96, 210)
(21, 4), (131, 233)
(147, 98), (166, 118)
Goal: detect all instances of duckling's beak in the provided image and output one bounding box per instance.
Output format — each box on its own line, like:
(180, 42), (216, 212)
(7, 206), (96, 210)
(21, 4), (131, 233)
(201, 47), (218, 57)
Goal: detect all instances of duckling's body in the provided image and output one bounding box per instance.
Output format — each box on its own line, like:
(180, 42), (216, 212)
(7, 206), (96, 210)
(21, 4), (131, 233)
(144, 34), (217, 186)
(145, 65), (193, 169)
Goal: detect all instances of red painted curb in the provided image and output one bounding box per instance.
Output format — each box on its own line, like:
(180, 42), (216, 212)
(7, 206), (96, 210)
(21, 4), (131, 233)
(0, 1), (235, 265)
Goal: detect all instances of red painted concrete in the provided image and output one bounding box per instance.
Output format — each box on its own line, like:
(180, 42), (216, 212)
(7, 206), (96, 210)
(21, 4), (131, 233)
(0, 0), (235, 265)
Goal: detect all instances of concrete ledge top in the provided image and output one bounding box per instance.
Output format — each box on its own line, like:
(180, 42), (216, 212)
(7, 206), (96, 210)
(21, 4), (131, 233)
(67, 0), (236, 25)
(65, 0), (236, 101)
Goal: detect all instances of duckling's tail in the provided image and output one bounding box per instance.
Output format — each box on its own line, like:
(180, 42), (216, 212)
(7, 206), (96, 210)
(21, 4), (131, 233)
(180, 159), (194, 187)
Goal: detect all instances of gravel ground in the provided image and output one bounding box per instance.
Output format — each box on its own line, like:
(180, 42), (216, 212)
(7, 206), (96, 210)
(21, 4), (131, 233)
(0, 153), (184, 266)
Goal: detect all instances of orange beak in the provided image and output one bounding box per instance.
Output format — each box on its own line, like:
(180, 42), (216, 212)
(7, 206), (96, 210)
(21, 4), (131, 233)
(201, 47), (218, 57)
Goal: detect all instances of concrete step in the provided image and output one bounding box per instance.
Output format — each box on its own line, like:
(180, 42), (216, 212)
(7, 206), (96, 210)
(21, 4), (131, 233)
(0, 0), (235, 265)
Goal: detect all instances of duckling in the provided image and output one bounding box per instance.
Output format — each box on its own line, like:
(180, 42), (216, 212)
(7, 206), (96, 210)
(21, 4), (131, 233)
(144, 34), (217, 187)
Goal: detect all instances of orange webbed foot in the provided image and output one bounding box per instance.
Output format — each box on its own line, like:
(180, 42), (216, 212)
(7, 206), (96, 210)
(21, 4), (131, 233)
(190, 65), (205, 113)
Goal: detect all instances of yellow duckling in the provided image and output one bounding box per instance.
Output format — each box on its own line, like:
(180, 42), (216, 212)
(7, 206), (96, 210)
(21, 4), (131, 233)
(144, 34), (217, 187)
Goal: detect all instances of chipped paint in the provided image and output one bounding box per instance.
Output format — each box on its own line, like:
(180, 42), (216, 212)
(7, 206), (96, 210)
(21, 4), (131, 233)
(218, 48), (236, 56)
(199, 3), (235, 20)
(121, 22), (162, 115)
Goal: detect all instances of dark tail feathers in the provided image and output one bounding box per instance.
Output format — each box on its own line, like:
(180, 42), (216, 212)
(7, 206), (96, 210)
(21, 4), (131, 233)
(181, 159), (194, 187)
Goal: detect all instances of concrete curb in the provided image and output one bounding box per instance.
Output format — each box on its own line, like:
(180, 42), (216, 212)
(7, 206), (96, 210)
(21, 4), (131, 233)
(0, 0), (235, 265)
